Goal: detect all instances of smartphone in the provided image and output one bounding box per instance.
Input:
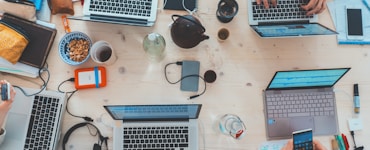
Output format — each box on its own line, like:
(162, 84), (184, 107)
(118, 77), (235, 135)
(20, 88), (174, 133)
(293, 128), (313, 150)
(345, 6), (364, 40)
(1, 83), (11, 101)
(180, 60), (200, 92)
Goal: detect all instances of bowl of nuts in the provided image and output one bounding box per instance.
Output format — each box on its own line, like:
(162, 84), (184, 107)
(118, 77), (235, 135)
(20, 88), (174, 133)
(58, 31), (92, 65)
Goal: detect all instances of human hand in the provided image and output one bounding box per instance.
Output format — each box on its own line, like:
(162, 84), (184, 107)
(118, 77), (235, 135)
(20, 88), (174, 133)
(281, 139), (327, 150)
(256, 0), (277, 9)
(0, 80), (15, 113)
(255, 0), (326, 15)
(301, 0), (327, 15)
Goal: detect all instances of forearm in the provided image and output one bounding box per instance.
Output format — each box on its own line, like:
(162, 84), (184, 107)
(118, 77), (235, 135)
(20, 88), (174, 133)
(0, 113), (7, 128)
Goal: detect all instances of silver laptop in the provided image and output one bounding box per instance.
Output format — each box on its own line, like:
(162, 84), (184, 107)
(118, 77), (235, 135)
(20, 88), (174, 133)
(247, 0), (337, 37)
(263, 68), (350, 139)
(69, 0), (158, 26)
(0, 87), (66, 149)
(104, 104), (202, 150)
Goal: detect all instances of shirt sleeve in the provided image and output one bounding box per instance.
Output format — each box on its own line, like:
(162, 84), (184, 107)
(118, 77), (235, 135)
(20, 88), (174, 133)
(0, 128), (5, 145)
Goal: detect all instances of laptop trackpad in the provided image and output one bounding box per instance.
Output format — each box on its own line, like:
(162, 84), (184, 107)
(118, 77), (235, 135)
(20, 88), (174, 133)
(290, 117), (314, 132)
(314, 116), (338, 135)
(5, 113), (28, 140)
(267, 118), (291, 137)
(1, 113), (28, 149)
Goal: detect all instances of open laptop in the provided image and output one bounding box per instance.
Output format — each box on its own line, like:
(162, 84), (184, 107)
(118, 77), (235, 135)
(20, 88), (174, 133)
(263, 68), (350, 139)
(104, 104), (202, 150)
(247, 0), (338, 37)
(0, 87), (66, 149)
(69, 0), (158, 26)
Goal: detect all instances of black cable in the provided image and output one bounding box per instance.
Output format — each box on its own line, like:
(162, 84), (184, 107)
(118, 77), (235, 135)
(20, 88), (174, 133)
(350, 130), (364, 150)
(13, 64), (50, 96)
(350, 131), (357, 148)
(164, 61), (207, 99)
(57, 78), (93, 122)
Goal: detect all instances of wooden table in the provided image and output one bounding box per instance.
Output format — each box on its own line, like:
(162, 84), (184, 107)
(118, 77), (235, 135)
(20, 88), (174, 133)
(1, 0), (369, 149)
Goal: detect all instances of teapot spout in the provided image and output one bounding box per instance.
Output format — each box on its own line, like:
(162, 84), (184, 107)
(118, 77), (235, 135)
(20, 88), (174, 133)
(202, 35), (210, 41)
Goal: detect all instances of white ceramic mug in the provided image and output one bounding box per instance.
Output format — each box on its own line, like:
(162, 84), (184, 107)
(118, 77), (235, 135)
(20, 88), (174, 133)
(90, 41), (117, 65)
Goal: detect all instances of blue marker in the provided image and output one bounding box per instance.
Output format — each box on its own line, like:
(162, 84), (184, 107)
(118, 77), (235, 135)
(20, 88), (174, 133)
(354, 84), (360, 113)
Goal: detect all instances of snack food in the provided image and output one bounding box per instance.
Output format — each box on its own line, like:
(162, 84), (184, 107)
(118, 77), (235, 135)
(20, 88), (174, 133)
(68, 39), (89, 62)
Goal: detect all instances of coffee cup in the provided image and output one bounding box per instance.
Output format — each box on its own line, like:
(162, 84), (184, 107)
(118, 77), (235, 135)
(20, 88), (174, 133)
(90, 41), (117, 65)
(218, 28), (230, 41)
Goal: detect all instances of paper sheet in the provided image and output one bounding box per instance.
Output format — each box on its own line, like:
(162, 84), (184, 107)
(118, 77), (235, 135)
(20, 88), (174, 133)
(327, 0), (370, 44)
(259, 140), (289, 150)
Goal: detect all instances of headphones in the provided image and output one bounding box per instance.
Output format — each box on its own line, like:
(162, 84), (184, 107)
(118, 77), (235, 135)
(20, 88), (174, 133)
(62, 122), (109, 150)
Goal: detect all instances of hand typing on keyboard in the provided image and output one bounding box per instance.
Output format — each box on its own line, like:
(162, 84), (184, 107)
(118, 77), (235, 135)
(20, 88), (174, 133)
(256, 0), (327, 15)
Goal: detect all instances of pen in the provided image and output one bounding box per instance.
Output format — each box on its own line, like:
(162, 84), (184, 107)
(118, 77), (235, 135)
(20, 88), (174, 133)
(353, 84), (360, 113)
(341, 133), (349, 150)
(61, 15), (71, 33)
(335, 135), (346, 150)
(332, 138), (339, 150)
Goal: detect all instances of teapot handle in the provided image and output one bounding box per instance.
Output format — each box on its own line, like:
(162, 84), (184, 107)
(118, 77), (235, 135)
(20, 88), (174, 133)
(171, 15), (206, 33)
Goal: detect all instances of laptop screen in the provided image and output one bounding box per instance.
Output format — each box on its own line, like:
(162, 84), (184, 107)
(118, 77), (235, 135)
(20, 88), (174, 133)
(104, 104), (202, 120)
(267, 68), (350, 89)
(251, 23), (338, 37)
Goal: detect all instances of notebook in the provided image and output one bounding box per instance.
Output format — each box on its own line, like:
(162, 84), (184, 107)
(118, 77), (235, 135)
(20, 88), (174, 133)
(247, 0), (337, 38)
(263, 68), (350, 139)
(104, 104), (202, 150)
(0, 87), (67, 149)
(69, 0), (158, 26)
(1, 13), (57, 68)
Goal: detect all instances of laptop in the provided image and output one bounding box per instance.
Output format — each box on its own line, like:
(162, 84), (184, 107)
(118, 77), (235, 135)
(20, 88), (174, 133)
(247, 0), (338, 37)
(104, 104), (202, 150)
(69, 0), (158, 26)
(0, 87), (67, 149)
(263, 68), (350, 139)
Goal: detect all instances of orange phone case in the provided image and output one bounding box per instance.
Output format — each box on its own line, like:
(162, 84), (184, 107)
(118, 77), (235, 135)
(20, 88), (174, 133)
(74, 66), (107, 89)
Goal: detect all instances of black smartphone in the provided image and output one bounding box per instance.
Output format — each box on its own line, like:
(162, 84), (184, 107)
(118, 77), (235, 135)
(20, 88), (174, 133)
(346, 7), (364, 40)
(180, 60), (200, 92)
(293, 128), (313, 150)
(1, 83), (11, 101)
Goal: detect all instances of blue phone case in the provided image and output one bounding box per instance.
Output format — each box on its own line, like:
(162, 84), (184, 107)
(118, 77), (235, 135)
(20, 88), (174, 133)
(1, 83), (10, 100)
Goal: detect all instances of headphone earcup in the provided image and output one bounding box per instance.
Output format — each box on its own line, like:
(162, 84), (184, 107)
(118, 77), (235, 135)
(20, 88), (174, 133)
(62, 122), (90, 150)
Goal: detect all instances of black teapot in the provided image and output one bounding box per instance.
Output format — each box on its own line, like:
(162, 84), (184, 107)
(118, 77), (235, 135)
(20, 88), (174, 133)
(170, 15), (209, 49)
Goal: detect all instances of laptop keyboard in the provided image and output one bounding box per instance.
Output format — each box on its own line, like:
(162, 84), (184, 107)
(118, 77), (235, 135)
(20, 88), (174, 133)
(24, 95), (60, 149)
(252, 0), (314, 21)
(266, 92), (335, 118)
(89, 0), (153, 17)
(123, 126), (189, 150)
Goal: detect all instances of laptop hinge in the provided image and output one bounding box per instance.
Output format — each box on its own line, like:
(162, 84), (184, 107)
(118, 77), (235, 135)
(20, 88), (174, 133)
(90, 14), (149, 25)
(258, 20), (309, 26)
(122, 119), (189, 123)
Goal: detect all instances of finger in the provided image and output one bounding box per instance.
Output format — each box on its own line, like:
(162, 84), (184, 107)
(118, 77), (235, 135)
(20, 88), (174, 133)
(257, 0), (261, 5)
(263, 0), (270, 8)
(318, 0), (327, 13)
(305, 0), (324, 15)
(301, 0), (318, 11)
(271, 0), (277, 7)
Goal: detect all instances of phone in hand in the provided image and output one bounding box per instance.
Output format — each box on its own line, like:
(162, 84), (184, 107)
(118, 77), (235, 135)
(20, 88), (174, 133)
(1, 83), (11, 101)
(293, 128), (313, 150)
(345, 6), (364, 40)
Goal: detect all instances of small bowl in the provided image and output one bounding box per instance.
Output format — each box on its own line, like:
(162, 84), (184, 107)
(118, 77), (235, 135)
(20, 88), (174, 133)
(58, 31), (92, 66)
